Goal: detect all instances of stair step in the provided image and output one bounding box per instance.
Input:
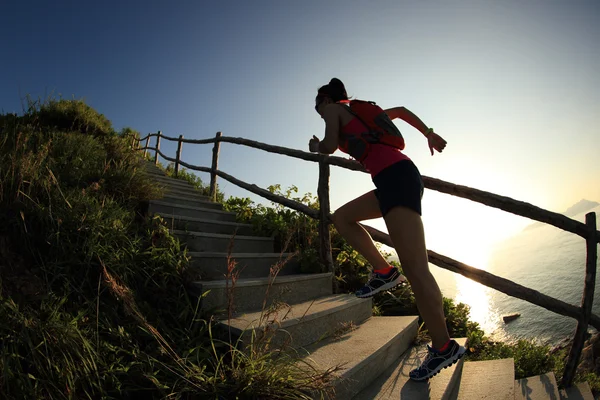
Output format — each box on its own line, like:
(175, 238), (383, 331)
(225, 294), (372, 350)
(188, 251), (300, 280)
(157, 213), (255, 236)
(157, 189), (212, 202)
(160, 195), (222, 209)
(192, 272), (333, 313)
(515, 372), (560, 400)
(353, 337), (467, 400)
(456, 358), (515, 400)
(173, 230), (274, 253)
(142, 163), (165, 172)
(152, 175), (199, 189)
(560, 381), (594, 400)
(161, 185), (210, 198)
(149, 201), (236, 222)
(302, 315), (419, 399)
(142, 168), (167, 177)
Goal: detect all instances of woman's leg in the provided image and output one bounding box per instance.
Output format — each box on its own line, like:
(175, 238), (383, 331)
(331, 191), (389, 271)
(383, 205), (450, 350)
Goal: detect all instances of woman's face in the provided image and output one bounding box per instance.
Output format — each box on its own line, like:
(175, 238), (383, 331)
(315, 96), (330, 116)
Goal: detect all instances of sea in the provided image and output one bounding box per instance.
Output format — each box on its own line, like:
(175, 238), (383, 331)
(429, 204), (600, 347)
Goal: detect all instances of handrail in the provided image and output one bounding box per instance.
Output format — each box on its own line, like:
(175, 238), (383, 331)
(153, 145), (600, 327)
(561, 213), (597, 386)
(361, 224), (600, 330)
(136, 133), (599, 243)
(131, 131), (598, 387)
(154, 148), (319, 216)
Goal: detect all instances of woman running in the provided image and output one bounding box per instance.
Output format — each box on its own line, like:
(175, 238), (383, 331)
(309, 78), (465, 381)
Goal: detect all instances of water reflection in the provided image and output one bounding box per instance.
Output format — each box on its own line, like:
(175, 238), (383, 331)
(441, 245), (503, 340)
(455, 274), (502, 338)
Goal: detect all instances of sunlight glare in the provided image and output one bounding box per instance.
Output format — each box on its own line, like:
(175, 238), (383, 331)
(452, 244), (501, 336)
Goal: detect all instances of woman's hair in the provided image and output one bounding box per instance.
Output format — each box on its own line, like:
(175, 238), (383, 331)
(316, 78), (349, 103)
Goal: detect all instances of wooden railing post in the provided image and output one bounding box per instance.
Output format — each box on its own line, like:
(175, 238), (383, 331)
(318, 156), (335, 290)
(209, 132), (222, 202)
(175, 135), (184, 177)
(143, 136), (150, 158)
(154, 131), (161, 165)
(130, 135), (136, 150)
(562, 212), (597, 387)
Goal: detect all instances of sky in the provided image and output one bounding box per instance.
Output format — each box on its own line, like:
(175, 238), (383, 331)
(1, 0), (598, 270)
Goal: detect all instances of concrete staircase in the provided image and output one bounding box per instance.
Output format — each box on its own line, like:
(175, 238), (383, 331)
(141, 161), (595, 400)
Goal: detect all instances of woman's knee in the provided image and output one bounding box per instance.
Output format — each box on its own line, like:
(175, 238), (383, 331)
(332, 191), (381, 226)
(331, 210), (350, 227)
(333, 207), (364, 228)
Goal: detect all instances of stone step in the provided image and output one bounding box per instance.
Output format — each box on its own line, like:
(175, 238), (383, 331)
(455, 358), (515, 400)
(157, 213), (255, 236)
(142, 163), (163, 169)
(142, 167), (167, 176)
(157, 188), (212, 202)
(225, 294), (372, 350)
(191, 272), (333, 313)
(515, 372), (560, 400)
(302, 315), (419, 399)
(149, 201), (236, 222)
(151, 175), (199, 189)
(560, 381), (594, 400)
(353, 337), (468, 400)
(161, 195), (222, 209)
(161, 185), (211, 199)
(188, 251), (300, 280)
(174, 230), (274, 253)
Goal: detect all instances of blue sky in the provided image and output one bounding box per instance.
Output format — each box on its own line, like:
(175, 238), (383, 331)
(2, 0), (598, 267)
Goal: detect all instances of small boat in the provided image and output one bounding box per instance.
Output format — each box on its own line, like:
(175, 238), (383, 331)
(503, 313), (521, 323)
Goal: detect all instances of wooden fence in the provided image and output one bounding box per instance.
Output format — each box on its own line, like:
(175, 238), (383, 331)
(131, 131), (599, 388)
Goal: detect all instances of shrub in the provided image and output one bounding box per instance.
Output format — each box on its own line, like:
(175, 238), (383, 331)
(31, 97), (114, 136)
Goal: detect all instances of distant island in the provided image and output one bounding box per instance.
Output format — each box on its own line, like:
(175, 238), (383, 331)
(524, 199), (600, 231)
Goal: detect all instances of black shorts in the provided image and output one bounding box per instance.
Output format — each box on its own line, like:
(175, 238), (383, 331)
(373, 160), (424, 216)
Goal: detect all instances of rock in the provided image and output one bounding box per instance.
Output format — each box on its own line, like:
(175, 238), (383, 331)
(577, 332), (600, 375)
(503, 313), (521, 323)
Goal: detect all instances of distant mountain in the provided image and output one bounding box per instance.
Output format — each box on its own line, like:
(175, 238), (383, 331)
(523, 199), (599, 231)
(563, 199), (600, 217)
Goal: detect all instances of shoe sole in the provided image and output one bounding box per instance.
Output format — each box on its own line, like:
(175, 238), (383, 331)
(355, 274), (408, 298)
(410, 345), (467, 382)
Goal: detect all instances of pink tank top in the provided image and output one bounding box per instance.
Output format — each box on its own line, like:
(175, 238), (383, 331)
(339, 118), (410, 177)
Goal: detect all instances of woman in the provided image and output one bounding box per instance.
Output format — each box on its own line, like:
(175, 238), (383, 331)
(308, 78), (465, 381)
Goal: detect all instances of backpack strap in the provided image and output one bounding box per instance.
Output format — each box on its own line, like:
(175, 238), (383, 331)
(338, 100), (382, 143)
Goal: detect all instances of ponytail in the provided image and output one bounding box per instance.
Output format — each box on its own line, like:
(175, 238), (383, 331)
(316, 77), (349, 103)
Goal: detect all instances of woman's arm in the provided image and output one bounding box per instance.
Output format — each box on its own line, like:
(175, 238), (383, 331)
(385, 106), (447, 155)
(316, 105), (340, 154)
(385, 106), (431, 137)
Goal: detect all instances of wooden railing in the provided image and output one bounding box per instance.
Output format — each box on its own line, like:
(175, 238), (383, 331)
(131, 131), (599, 388)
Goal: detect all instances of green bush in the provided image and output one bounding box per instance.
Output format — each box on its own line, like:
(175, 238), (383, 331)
(468, 338), (559, 380)
(223, 185), (320, 256)
(27, 97), (114, 136)
(0, 118), (206, 397)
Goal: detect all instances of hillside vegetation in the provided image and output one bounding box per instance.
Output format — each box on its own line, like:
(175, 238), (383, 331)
(0, 98), (593, 398)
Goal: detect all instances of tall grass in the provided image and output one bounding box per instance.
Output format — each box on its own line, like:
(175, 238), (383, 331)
(0, 99), (334, 399)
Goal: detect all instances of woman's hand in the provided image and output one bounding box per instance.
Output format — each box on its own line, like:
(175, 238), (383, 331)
(309, 135), (320, 153)
(427, 132), (447, 155)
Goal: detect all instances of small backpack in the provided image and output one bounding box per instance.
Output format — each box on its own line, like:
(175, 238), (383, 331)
(338, 99), (405, 162)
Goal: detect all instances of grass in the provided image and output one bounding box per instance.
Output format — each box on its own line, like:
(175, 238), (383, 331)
(0, 98), (337, 399)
